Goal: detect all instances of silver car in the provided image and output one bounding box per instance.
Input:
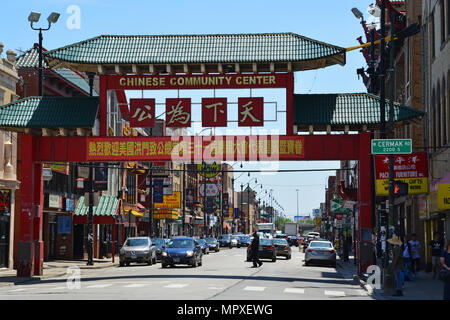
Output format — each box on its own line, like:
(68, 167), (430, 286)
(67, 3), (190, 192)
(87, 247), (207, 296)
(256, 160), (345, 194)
(119, 237), (157, 267)
(304, 240), (336, 267)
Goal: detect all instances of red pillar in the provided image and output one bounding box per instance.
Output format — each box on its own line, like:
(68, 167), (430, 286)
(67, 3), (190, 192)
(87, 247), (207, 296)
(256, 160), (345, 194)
(17, 135), (43, 277)
(357, 131), (374, 275)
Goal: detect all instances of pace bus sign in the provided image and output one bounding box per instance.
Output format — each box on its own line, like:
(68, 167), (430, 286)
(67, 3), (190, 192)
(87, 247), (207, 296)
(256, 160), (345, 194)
(374, 152), (429, 196)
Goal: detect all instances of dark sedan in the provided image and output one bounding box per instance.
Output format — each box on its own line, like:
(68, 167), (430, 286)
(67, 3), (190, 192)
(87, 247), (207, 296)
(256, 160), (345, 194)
(287, 236), (299, 247)
(236, 235), (251, 248)
(161, 237), (203, 268)
(151, 238), (169, 262)
(197, 239), (210, 255)
(246, 238), (277, 262)
(272, 238), (292, 259)
(205, 237), (220, 252)
(218, 234), (233, 248)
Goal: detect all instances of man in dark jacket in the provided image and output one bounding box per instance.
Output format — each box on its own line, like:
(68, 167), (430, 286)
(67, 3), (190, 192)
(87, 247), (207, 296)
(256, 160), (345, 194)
(251, 232), (263, 268)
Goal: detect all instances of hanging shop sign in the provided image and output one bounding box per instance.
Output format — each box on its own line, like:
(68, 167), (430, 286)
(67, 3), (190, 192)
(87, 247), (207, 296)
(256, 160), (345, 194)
(87, 135), (305, 162)
(331, 199), (352, 214)
(65, 198), (75, 212)
(438, 184), (450, 210)
(49, 194), (62, 209)
(154, 191), (181, 209)
(153, 210), (178, 220)
(43, 163), (69, 175)
(151, 161), (171, 177)
(57, 216), (71, 234)
(199, 183), (220, 197)
(197, 162), (220, 178)
(153, 179), (164, 203)
(374, 152), (429, 196)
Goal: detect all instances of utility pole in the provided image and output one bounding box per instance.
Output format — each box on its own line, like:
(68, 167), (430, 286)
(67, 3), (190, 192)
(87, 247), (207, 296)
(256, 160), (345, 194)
(182, 163), (186, 236)
(87, 72), (95, 266)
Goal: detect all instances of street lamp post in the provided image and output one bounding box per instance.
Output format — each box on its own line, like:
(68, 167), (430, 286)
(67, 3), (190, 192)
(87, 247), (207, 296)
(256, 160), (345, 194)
(28, 11), (60, 96)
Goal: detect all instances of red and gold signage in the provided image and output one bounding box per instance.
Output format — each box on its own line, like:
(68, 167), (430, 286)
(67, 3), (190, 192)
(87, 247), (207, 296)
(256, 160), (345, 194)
(86, 135), (305, 162)
(238, 97), (264, 127)
(129, 98), (155, 128)
(202, 98), (227, 127)
(375, 152), (429, 196)
(108, 74), (289, 90)
(166, 98), (191, 127)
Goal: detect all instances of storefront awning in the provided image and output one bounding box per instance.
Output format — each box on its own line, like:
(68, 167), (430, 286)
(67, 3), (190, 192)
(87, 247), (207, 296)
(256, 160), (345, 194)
(73, 196), (120, 224)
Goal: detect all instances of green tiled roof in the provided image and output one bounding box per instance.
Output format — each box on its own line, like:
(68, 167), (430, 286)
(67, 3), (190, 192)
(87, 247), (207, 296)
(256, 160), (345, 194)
(45, 33), (346, 66)
(0, 96), (99, 129)
(16, 47), (97, 96)
(74, 196), (120, 217)
(293, 93), (424, 129)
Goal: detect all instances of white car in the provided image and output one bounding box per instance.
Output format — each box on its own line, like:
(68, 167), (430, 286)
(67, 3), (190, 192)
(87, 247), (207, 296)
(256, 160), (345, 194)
(231, 236), (239, 248)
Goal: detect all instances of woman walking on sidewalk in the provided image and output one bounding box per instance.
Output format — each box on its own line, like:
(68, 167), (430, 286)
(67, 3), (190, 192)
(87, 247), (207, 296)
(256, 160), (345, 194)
(388, 236), (404, 297)
(441, 240), (450, 300)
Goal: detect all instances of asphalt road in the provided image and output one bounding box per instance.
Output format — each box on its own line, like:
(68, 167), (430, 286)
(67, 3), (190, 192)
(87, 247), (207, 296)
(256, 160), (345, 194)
(0, 247), (373, 300)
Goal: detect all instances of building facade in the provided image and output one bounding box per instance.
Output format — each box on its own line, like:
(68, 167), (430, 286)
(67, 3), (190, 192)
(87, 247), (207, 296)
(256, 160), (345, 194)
(0, 43), (19, 269)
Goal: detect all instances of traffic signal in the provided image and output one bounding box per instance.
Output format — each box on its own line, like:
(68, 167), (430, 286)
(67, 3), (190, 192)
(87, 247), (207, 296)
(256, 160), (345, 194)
(393, 181), (408, 196)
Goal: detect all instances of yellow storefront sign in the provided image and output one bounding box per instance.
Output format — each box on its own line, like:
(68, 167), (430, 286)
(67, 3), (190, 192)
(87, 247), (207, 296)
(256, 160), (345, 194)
(438, 184), (450, 210)
(376, 178), (429, 196)
(154, 191), (181, 209)
(153, 210), (179, 220)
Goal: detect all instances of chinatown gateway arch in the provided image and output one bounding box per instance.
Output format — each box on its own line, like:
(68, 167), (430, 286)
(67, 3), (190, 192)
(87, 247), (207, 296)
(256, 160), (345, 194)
(0, 33), (422, 277)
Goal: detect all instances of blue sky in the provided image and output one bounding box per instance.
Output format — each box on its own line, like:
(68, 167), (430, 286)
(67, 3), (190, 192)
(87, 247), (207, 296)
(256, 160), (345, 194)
(1, 0), (376, 221)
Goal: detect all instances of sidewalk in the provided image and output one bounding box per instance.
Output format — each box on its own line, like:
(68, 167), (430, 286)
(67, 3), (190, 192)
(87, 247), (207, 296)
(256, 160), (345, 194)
(336, 254), (445, 300)
(0, 257), (118, 287)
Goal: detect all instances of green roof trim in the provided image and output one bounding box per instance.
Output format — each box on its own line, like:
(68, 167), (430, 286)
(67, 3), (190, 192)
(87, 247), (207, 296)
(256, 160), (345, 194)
(45, 33), (346, 66)
(0, 96), (99, 129)
(74, 196), (120, 217)
(293, 93), (424, 129)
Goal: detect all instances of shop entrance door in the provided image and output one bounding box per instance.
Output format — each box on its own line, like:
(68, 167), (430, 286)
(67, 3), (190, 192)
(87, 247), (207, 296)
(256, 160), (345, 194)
(0, 213), (10, 268)
(48, 220), (57, 260)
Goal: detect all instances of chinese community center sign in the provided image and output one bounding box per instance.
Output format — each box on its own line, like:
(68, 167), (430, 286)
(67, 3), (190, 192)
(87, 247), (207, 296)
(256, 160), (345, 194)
(374, 152), (429, 196)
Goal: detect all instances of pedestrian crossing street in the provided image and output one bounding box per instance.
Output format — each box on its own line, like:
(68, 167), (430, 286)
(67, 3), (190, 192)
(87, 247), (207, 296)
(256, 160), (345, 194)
(3, 281), (369, 298)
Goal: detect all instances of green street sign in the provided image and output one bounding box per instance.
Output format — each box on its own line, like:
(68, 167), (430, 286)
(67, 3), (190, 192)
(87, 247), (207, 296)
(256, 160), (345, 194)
(371, 139), (412, 154)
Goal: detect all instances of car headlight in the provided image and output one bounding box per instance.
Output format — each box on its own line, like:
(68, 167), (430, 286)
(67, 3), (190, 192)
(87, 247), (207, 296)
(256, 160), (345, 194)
(162, 252), (168, 257)
(186, 251), (194, 257)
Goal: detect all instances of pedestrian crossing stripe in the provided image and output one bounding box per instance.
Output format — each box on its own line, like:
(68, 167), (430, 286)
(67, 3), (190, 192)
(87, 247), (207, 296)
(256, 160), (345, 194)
(243, 286), (266, 291)
(164, 283), (188, 288)
(283, 288), (305, 294)
(324, 290), (346, 296)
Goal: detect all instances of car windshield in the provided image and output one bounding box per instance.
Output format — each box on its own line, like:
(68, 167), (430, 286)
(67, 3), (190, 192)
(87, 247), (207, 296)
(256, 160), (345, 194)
(260, 239), (272, 245)
(309, 241), (332, 248)
(273, 239), (288, 245)
(167, 239), (195, 248)
(125, 238), (148, 247)
(151, 238), (166, 246)
(240, 236), (250, 241)
(219, 235), (230, 240)
(197, 239), (206, 245)
(205, 238), (217, 243)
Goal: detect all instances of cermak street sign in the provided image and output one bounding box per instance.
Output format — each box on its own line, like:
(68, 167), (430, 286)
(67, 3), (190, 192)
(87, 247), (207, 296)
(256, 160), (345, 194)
(371, 139), (412, 154)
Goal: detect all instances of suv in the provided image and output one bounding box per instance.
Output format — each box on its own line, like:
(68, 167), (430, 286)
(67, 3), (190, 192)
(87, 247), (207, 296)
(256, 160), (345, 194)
(119, 237), (157, 266)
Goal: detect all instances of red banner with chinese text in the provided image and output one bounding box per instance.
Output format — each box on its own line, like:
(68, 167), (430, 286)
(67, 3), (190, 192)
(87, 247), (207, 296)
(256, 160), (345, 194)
(86, 135), (305, 162)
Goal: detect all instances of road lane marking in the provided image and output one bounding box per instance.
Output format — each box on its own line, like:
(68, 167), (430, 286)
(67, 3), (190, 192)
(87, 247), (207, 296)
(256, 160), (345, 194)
(283, 288), (305, 294)
(243, 286), (266, 292)
(324, 290), (346, 296)
(85, 284), (113, 289)
(123, 284), (149, 288)
(164, 283), (188, 288)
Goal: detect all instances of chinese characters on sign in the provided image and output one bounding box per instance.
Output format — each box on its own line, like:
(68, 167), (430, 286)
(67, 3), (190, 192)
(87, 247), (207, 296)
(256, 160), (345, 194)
(129, 98), (155, 128)
(86, 136), (305, 162)
(238, 97), (264, 127)
(374, 152), (429, 196)
(127, 97), (267, 128)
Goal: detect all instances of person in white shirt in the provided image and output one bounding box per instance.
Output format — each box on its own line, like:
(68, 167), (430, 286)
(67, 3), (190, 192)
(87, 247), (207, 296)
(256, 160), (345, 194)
(408, 233), (421, 274)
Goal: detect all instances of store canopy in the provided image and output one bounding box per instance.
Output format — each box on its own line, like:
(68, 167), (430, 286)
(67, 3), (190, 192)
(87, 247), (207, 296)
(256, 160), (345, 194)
(73, 196), (120, 224)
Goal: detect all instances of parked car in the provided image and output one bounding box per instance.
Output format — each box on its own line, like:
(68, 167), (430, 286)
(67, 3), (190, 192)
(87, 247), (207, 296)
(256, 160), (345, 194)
(151, 238), (169, 262)
(204, 237), (220, 252)
(246, 238), (277, 262)
(197, 239), (210, 255)
(304, 240), (336, 267)
(236, 235), (251, 248)
(218, 234), (233, 248)
(119, 237), (157, 266)
(161, 237), (203, 268)
(272, 238), (292, 259)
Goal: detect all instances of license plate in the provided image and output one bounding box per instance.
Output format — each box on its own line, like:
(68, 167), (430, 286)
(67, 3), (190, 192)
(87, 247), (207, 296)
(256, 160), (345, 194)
(173, 258), (180, 262)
